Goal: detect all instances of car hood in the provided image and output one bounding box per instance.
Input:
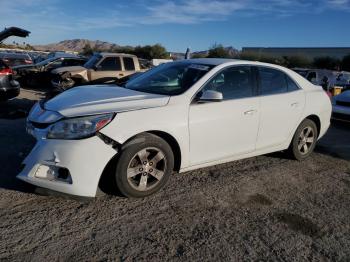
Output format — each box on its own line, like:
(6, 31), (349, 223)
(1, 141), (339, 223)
(51, 66), (86, 74)
(335, 90), (350, 102)
(44, 85), (170, 117)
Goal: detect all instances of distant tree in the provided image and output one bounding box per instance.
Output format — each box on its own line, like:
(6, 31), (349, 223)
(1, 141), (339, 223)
(81, 43), (94, 56)
(239, 51), (282, 65)
(191, 53), (208, 58)
(133, 44), (169, 59)
(207, 44), (231, 58)
(341, 54), (350, 71)
(150, 44), (169, 59)
(282, 56), (312, 68)
(111, 46), (135, 54)
(313, 56), (340, 70)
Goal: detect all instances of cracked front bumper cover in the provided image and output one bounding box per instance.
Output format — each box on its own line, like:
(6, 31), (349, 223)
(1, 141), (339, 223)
(17, 136), (117, 197)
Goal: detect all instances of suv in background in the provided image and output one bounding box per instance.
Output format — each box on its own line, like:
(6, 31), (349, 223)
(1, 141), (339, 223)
(51, 53), (145, 90)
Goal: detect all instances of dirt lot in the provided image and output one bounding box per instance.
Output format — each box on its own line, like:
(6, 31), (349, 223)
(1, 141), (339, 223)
(0, 89), (350, 261)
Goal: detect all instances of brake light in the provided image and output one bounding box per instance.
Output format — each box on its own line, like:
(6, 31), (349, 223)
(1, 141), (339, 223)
(0, 68), (13, 75)
(25, 59), (32, 64)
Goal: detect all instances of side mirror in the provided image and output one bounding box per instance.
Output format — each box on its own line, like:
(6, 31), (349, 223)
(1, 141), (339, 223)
(198, 90), (223, 103)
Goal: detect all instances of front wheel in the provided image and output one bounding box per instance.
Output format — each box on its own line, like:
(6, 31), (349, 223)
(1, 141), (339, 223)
(115, 134), (174, 198)
(288, 119), (318, 160)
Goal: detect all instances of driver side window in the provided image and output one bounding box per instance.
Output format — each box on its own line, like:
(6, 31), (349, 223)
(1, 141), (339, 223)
(202, 66), (254, 100)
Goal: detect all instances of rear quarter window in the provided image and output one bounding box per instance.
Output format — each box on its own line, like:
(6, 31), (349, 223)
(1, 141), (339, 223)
(123, 57), (135, 71)
(258, 67), (288, 95)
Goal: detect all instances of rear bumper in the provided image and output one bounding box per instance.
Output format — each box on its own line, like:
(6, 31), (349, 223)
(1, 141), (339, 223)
(17, 136), (117, 197)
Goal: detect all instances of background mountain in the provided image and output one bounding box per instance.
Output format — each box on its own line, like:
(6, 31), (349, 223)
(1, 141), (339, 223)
(34, 39), (120, 52)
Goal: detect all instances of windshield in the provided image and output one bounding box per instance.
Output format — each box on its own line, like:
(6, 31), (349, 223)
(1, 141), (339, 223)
(36, 57), (57, 66)
(124, 62), (213, 95)
(84, 54), (101, 69)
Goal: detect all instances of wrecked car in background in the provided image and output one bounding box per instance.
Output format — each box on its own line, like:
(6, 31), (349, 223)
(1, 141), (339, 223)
(0, 59), (20, 101)
(13, 55), (87, 88)
(51, 53), (146, 90)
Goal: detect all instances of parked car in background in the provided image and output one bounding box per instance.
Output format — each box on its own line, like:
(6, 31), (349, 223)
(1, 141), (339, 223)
(0, 60), (20, 101)
(13, 55), (87, 88)
(332, 90), (350, 122)
(46, 51), (78, 59)
(19, 59), (331, 198)
(292, 68), (309, 78)
(335, 71), (350, 90)
(305, 69), (337, 91)
(51, 53), (146, 90)
(0, 52), (33, 67)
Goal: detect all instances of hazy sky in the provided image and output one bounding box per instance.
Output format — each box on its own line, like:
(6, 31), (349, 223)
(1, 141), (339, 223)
(1, 0), (350, 51)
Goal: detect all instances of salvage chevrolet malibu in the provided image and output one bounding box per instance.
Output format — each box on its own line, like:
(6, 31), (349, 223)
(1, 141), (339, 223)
(18, 59), (332, 198)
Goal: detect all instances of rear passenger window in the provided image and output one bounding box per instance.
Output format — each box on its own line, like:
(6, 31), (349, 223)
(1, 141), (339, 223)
(258, 67), (288, 95)
(123, 57), (135, 71)
(99, 57), (122, 71)
(286, 76), (300, 91)
(203, 66), (254, 100)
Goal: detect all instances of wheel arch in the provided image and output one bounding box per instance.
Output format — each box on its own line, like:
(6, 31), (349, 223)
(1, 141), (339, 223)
(305, 114), (321, 138)
(145, 130), (182, 172)
(97, 130), (182, 196)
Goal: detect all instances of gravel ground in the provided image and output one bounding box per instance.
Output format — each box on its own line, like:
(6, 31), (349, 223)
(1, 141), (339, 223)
(0, 89), (349, 261)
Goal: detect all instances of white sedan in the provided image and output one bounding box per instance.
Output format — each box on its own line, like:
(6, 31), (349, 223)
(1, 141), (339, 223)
(18, 59), (331, 198)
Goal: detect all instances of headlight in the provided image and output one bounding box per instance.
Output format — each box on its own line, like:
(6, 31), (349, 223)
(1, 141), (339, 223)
(47, 113), (114, 139)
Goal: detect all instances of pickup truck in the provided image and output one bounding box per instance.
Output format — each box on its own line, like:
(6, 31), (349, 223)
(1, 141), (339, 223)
(51, 52), (146, 90)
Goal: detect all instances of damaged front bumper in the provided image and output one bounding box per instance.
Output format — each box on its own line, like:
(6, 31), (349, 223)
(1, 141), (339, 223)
(17, 134), (117, 197)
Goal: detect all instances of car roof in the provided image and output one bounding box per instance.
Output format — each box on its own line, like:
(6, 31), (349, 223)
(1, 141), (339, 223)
(0, 52), (31, 59)
(182, 58), (241, 66)
(99, 52), (137, 57)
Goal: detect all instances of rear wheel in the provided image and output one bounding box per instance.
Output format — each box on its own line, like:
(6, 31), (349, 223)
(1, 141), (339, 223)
(115, 134), (174, 198)
(288, 119), (318, 160)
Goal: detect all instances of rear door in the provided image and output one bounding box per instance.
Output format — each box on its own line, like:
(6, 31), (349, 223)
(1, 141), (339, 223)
(90, 56), (122, 83)
(256, 67), (305, 150)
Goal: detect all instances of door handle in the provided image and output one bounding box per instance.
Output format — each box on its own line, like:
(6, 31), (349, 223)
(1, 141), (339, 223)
(119, 73), (124, 77)
(244, 110), (257, 115)
(291, 102), (299, 107)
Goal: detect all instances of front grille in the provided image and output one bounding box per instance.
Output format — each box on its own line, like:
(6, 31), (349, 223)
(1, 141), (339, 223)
(332, 112), (350, 122)
(336, 100), (350, 107)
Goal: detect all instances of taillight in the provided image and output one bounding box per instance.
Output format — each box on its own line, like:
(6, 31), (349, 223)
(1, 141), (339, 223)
(0, 68), (13, 75)
(25, 60), (32, 64)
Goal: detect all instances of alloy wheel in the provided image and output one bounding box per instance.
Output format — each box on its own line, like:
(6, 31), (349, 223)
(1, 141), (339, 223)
(127, 147), (167, 192)
(297, 126), (315, 155)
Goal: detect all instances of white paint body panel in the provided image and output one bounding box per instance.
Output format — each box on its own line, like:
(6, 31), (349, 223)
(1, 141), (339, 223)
(18, 59), (332, 197)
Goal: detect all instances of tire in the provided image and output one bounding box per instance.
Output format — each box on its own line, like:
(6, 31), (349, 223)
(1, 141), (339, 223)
(288, 119), (318, 160)
(115, 133), (174, 198)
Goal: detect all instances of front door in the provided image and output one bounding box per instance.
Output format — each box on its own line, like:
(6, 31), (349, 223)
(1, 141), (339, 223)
(90, 56), (123, 83)
(189, 66), (260, 166)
